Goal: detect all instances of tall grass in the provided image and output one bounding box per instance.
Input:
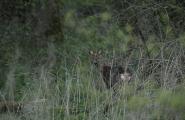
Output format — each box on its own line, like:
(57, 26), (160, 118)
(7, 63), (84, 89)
(0, 44), (185, 120)
(1, 2), (185, 119)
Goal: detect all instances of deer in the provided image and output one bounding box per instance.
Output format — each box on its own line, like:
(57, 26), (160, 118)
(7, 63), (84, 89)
(89, 50), (132, 90)
(89, 50), (132, 114)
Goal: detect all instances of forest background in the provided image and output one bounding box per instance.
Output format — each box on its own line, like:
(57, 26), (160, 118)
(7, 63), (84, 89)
(0, 0), (185, 119)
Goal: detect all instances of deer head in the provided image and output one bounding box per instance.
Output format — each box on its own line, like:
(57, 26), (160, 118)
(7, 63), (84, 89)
(89, 50), (102, 67)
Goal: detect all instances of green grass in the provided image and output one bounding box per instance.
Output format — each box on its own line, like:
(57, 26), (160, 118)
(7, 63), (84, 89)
(0, 52), (185, 120)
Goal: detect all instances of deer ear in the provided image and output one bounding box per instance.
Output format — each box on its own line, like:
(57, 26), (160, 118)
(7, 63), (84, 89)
(98, 50), (102, 54)
(89, 50), (94, 55)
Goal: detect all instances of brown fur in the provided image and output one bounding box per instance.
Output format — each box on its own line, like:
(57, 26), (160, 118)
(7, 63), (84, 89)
(89, 50), (132, 89)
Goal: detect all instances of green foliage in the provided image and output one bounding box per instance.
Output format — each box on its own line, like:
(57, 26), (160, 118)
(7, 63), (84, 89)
(128, 96), (150, 111)
(146, 37), (161, 57)
(157, 89), (185, 111)
(178, 34), (185, 47)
